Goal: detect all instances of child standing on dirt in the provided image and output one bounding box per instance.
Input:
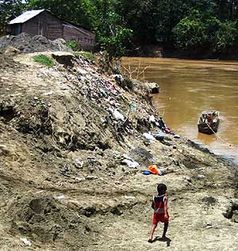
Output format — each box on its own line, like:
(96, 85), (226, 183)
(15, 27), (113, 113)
(148, 183), (169, 243)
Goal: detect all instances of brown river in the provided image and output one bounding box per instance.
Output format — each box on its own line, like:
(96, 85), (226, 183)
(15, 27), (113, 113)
(123, 57), (238, 163)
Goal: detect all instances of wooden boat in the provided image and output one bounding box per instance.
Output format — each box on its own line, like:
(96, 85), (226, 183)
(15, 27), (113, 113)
(198, 111), (220, 135)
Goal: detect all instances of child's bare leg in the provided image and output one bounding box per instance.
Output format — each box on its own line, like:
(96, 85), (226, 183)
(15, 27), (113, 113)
(149, 224), (157, 241)
(162, 222), (169, 238)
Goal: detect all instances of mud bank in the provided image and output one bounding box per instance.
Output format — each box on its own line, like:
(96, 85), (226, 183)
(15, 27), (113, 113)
(0, 48), (237, 250)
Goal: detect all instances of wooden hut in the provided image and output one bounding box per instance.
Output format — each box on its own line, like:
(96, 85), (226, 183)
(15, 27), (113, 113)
(9, 9), (95, 51)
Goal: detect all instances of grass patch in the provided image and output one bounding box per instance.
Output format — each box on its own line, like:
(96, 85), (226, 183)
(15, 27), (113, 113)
(33, 54), (54, 67)
(66, 39), (79, 51)
(74, 51), (95, 61)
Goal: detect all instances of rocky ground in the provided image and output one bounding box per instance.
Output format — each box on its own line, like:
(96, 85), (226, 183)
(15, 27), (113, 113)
(0, 40), (238, 250)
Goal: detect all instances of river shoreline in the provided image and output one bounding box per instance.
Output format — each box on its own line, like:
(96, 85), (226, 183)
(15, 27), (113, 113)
(123, 56), (238, 165)
(128, 44), (238, 60)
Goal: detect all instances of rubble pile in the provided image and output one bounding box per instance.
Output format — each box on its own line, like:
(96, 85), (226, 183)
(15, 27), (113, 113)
(0, 33), (71, 53)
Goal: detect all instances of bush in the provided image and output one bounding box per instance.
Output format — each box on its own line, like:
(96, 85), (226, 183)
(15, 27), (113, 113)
(215, 21), (238, 51)
(172, 14), (208, 50)
(33, 54), (54, 67)
(66, 40), (80, 51)
(172, 11), (221, 51)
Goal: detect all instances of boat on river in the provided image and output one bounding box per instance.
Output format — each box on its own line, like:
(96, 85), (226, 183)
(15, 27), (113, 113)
(198, 111), (220, 135)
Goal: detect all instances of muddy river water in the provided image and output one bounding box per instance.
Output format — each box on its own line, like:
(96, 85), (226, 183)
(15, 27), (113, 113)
(123, 57), (238, 163)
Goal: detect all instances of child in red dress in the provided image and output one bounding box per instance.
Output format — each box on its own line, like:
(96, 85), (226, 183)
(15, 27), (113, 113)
(148, 183), (169, 243)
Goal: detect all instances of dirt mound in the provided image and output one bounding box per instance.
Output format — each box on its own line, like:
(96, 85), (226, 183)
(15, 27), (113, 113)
(8, 195), (97, 248)
(0, 52), (19, 69)
(0, 33), (71, 53)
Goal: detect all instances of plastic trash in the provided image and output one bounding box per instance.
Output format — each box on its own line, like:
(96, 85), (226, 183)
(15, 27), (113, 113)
(121, 159), (139, 168)
(43, 91), (54, 96)
(143, 133), (155, 141)
(142, 170), (151, 175)
(20, 237), (32, 246)
(75, 158), (83, 168)
(148, 164), (162, 175)
(129, 102), (137, 112)
(109, 108), (125, 121)
(55, 195), (65, 200)
(149, 115), (156, 123)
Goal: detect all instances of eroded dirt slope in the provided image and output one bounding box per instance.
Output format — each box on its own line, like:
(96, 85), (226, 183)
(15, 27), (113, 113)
(0, 51), (237, 250)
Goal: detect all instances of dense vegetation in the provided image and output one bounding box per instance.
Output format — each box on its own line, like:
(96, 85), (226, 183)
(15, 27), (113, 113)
(1, 0), (238, 58)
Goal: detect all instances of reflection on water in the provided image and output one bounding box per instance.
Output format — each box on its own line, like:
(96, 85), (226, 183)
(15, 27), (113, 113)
(197, 133), (217, 145)
(123, 57), (238, 162)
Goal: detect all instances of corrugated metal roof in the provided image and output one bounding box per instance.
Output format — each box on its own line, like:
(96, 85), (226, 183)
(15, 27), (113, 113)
(9, 9), (45, 24)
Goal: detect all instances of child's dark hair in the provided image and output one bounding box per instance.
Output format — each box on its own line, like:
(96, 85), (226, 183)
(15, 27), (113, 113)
(157, 183), (167, 195)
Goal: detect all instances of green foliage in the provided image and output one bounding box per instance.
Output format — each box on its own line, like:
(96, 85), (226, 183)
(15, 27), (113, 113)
(215, 21), (238, 51)
(0, 0), (24, 35)
(173, 9), (238, 53)
(172, 11), (219, 50)
(66, 39), (79, 51)
(27, 0), (91, 29)
(74, 51), (95, 61)
(99, 27), (133, 59)
(33, 54), (54, 67)
(81, 0), (133, 59)
(5, 0), (238, 58)
(173, 15), (207, 49)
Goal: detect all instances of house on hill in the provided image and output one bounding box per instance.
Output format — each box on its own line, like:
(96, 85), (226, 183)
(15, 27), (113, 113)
(8, 9), (95, 51)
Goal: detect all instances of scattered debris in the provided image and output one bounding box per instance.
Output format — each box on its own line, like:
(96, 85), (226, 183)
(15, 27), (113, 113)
(143, 132), (156, 142)
(147, 164), (162, 175)
(121, 159), (139, 168)
(20, 237), (32, 246)
(55, 195), (66, 200)
(223, 199), (238, 221)
(109, 109), (125, 121)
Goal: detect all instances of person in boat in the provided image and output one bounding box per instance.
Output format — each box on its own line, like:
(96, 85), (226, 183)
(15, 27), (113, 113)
(206, 113), (212, 124)
(148, 183), (169, 243)
(206, 112), (217, 124)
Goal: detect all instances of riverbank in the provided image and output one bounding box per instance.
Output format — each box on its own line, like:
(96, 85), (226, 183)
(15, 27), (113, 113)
(129, 44), (238, 60)
(0, 46), (238, 250)
(123, 56), (238, 164)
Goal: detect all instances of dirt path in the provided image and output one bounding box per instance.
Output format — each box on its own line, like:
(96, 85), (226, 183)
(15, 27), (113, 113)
(83, 189), (238, 251)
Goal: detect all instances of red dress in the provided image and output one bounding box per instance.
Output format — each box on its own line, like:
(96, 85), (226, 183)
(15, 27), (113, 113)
(152, 194), (169, 224)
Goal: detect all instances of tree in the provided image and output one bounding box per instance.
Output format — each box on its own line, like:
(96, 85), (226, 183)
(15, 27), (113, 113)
(215, 21), (238, 52)
(172, 10), (221, 50)
(172, 13), (208, 50)
(27, 0), (91, 29)
(114, 0), (158, 45)
(213, 0), (238, 20)
(81, 0), (132, 59)
(0, 0), (24, 35)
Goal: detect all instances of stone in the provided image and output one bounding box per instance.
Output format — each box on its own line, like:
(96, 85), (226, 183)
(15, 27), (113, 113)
(232, 210), (238, 223)
(4, 46), (20, 56)
(0, 145), (10, 155)
(146, 82), (160, 94)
